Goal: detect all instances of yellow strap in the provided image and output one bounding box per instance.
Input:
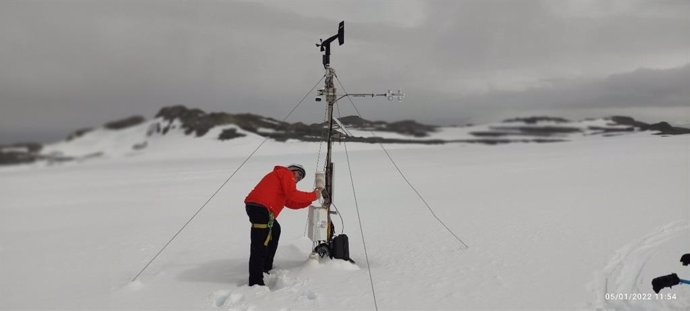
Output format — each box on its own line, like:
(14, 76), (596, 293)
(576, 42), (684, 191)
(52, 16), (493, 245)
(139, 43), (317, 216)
(251, 211), (275, 247)
(251, 223), (272, 246)
(264, 228), (272, 246)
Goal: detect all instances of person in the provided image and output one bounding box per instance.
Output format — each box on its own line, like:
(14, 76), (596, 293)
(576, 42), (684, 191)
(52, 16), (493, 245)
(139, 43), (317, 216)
(244, 164), (322, 286)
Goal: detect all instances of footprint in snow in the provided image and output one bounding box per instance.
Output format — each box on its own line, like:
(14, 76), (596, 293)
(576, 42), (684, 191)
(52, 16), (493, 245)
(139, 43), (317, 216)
(212, 285), (269, 309)
(212, 269), (318, 309)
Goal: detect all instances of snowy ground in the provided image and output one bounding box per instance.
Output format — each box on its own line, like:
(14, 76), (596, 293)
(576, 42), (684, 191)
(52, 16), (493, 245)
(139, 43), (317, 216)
(1, 131), (688, 310)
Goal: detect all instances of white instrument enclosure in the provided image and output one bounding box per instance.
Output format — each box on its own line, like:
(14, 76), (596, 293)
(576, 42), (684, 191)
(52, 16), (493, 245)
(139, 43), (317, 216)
(307, 205), (329, 242)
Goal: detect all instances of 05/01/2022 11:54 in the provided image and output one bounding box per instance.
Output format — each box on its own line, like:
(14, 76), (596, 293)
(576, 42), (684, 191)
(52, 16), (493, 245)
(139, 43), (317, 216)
(604, 292), (677, 301)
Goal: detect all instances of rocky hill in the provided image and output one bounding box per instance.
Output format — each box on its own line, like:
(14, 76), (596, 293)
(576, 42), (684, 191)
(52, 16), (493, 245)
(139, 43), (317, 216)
(1, 106), (688, 166)
(152, 105), (437, 142)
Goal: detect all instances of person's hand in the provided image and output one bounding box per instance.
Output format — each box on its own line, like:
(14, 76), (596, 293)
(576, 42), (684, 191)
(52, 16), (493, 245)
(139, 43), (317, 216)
(314, 187), (323, 199)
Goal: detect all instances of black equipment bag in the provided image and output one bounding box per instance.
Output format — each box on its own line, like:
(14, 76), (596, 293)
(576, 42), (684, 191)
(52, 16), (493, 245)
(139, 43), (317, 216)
(652, 273), (680, 293)
(330, 234), (354, 263)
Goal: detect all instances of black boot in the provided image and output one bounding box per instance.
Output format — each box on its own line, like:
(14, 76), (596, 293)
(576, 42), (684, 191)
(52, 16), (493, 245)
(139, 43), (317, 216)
(248, 280), (265, 287)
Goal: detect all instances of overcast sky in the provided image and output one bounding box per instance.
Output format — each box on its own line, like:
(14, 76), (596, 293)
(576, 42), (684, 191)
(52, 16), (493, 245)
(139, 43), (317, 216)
(1, 0), (689, 144)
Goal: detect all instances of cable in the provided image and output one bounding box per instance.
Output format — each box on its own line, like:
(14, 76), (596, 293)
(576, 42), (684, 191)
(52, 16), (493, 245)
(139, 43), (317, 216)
(328, 103), (348, 235)
(305, 102), (331, 237)
(335, 75), (469, 249)
(342, 139), (379, 311)
(336, 99), (379, 311)
(131, 75), (326, 282)
(331, 202), (345, 234)
(314, 105), (330, 172)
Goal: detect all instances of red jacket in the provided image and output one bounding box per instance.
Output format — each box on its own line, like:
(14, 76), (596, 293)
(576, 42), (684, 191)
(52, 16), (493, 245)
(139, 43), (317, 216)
(245, 166), (317, 217)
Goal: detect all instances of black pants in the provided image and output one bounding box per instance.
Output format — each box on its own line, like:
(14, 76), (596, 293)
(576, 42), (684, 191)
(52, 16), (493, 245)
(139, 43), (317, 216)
(246, 203), (281, 286)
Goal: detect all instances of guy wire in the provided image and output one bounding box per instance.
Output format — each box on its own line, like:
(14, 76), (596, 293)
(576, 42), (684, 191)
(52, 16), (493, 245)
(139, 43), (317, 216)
(336, 100), (379, 311)
(131, 75), (326, 282)
(334, 75), (469, 250)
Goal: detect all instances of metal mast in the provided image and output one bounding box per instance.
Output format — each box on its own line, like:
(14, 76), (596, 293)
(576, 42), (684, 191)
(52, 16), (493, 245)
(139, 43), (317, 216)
(315, 21), (344, 244)
(309, 21), (403, 258)
(323, 66), (335, 219)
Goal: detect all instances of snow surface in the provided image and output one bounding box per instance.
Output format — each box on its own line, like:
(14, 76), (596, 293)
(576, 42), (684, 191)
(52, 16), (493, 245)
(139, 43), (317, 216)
(1, 128), (688, 310)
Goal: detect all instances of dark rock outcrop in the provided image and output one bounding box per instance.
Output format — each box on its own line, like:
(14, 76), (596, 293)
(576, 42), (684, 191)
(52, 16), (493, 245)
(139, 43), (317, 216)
(260, 122), (323, 142)
(218, 128), (246, 141)
(0, 143), (43, 165)
(609, 116), (649, 129)
(503, 116), (570, 124)
(65, 116), (145, 141)
(324, 115), (436, 137)
(387, 120), (436, 137)
(471, 125), (581, 138)
(467, 116), (579, 139)
(450, 138), (567, 145)
(587, 126), (635, 133)
(0, 151), (37, 165)
(154, 105), (438, 142)
(610, 116), (690, 135)
(66, 128), (93, 141)
(336, 115), (387, 128)
(156, 106), (291, 137)
(104, 115), (146, 130)
(7, 107), (690, 168)
(156, 106), (216, 136)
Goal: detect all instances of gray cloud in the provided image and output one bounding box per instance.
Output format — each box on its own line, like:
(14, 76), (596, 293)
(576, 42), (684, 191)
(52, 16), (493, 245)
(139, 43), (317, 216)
(433, 63), (690, 125)
(0, 0), (689, 143)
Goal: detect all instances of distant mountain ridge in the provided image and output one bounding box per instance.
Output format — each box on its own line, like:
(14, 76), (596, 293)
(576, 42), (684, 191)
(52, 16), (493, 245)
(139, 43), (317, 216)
(1, 105), (688, 165)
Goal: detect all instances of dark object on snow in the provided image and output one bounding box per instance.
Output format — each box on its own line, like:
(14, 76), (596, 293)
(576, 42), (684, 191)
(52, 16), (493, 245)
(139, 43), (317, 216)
(330, 234), (355, 263)
(652, 273), (680, 293)
(681, 253), (690, 266)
